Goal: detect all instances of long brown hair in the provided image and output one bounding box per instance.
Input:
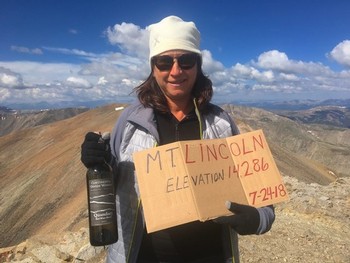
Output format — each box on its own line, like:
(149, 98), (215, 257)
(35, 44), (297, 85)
(133, 59), (213, 113)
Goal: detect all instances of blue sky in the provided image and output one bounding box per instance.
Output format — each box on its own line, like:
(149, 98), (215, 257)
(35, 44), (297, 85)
(1, 0), (350, 108)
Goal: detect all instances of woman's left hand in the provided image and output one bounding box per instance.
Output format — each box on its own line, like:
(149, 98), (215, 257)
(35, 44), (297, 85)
(214, 201), (260, 235)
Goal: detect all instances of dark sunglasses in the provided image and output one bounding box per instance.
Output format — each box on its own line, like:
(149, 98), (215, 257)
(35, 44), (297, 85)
(152, 53), (199, 71)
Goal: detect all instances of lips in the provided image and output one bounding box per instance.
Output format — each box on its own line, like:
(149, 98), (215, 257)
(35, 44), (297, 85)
(168, 79), (186, 85)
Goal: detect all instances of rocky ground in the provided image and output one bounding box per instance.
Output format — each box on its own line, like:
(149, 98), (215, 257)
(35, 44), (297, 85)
(1, 175), (349, 263)
(239, 175), (350, 263)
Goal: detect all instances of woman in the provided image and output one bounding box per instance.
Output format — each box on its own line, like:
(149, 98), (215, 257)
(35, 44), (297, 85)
(81, 15), (275, 263)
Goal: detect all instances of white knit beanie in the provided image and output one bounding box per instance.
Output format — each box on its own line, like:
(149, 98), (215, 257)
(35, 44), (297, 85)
(148, 16), (201, 59)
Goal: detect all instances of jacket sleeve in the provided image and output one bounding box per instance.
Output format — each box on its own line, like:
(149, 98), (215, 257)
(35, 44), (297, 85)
(226, 112), (240, 135)
(220, 105), (276, 235)
(110, 105), (134, 164)
(256, 205), (275, 234)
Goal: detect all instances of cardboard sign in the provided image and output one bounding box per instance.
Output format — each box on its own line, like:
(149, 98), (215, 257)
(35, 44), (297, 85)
(133, 129), (289, 233)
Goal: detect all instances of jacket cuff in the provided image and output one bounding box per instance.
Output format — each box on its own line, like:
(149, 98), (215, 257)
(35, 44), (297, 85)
(256, 205), (275, 234)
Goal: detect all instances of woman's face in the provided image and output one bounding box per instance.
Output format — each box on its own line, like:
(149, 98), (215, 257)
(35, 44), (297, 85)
(152, 50), (198, 105)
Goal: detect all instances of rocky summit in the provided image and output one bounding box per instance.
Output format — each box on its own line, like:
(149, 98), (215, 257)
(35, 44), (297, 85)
(0, 103), (349, 262)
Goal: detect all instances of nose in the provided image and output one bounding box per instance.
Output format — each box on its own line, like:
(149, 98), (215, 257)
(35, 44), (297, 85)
(169, 58), (182, 75)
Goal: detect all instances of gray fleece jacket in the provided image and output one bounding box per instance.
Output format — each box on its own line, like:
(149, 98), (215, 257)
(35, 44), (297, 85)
(106, 101), (275, 263)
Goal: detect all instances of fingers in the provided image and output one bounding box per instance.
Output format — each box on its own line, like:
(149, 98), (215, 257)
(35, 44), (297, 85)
(85, 131), (102, 141)
(81, 132), (108, 168)
(225, 201), (251, 214)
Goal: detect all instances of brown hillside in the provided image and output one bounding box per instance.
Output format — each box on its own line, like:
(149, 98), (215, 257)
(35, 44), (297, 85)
(0, 104), (126, 247)
(224, 104), (349, 180)
(0, 103), (345, 250)
(0, 108), (89, 137)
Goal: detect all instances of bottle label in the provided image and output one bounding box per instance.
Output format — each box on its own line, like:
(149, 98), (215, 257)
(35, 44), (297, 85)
(89, 178), (116, 226)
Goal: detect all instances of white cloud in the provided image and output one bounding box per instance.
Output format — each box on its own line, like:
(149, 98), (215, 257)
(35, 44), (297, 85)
(2, 24), (350, 106)
(0, 67), (24, 89)
(66, 77), (92, 89)
(256, 50), (290, 70)
(105, 22), (149, 59)
(11, 46), (43, 55)
(0, 61), (81, 84)
(231, 63), (254, 77)
(0, 52), (147, 105)
(210, 44), (350, 101)
(43, 47), (101, 61)
(97, 76), (108, 85)
(255, 50), (333, 76)
(0, 88), (11, 101)
(279, 72), (299, 81)
(229, 64), (274, 83)
(1, 73), (21, 87)
(69, 29), (78, 35)
(329, 40), (350, 67)
(201, 50), (225, 73)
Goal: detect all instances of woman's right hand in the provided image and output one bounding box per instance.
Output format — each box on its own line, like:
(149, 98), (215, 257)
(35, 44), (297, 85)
(81, 132), (111, 168)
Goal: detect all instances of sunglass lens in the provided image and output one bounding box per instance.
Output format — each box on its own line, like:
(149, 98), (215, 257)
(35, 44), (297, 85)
(154, 56), (173, 71)
(178, 54), (197, 69)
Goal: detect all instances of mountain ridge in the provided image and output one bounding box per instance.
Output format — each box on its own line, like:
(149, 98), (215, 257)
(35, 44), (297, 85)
(0, 103), (349, 262)
(0, 107), (89, 137)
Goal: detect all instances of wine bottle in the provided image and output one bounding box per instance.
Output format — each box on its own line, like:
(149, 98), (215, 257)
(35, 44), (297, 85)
(86, 132), (118, 246)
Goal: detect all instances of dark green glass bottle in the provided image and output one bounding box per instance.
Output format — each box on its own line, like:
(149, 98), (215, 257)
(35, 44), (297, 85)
(86, 133), (118, 246)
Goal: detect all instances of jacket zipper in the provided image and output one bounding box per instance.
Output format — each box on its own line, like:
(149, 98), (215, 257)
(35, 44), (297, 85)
(175, 122), (180, 141)
(127, 99), (202, 262)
